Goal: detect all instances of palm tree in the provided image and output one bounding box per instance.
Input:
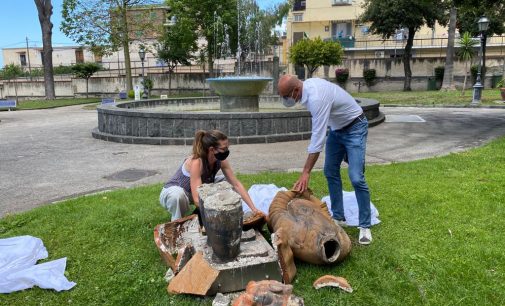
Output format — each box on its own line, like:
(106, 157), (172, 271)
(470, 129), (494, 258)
(458, 32), (478, 96)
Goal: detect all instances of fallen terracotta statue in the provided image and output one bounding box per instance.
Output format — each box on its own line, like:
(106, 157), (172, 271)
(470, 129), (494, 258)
(267, 190), (352, 283)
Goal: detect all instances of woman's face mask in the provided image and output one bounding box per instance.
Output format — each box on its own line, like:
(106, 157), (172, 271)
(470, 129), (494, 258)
(214, 148), (230, 161)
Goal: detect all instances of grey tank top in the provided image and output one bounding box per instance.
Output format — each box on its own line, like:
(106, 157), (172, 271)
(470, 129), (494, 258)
(164, 158), (222, 199)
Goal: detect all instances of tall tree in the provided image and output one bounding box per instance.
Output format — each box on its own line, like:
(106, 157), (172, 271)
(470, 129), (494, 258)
(289, 37), (344, 78)
(156, 16), (198, 93)
(61, 0), (159, 92)
(441, 3), (457, 91)
(34, 0), (56, 99)
(456, 0), (505, 36)
(361, 0), (447, 91)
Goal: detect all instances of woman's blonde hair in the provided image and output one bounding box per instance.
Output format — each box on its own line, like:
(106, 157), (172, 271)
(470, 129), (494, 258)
(192, 130), (228, 160)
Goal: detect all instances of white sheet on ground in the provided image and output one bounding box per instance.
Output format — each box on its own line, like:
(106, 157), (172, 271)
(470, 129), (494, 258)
(0, 235), (76, 294)
(321, 191), (381, 226)
(242, 184), (287, 215)
(242, 184), (380, 227)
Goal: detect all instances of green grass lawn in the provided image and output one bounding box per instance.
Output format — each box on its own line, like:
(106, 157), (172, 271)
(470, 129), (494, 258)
(1, 139), (505, 305)
(9, 92), (209, 111)
(357, 88), (502, 106)
(15, 98), (101, 110)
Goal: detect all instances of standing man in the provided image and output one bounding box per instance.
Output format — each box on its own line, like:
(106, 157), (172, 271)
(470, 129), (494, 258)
(278, 75), (372, 245)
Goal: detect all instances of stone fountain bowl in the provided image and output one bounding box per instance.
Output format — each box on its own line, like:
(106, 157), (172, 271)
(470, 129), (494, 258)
(207, 76), (273, 112)
(206, 76), (272, 96)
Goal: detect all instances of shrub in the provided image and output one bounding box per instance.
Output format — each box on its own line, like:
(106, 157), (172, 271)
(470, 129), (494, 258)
(29, 68), (44, 77)
(497, 78), (505, 88)
(335, 68), (349, 86)
(141, 77), (154, 93)
(128, 90), (135, 99)
(53, 65), (74, 75)
(363, 68), (376, 87)
(0, 64), (23, 80)
(434, 66), (445, 81)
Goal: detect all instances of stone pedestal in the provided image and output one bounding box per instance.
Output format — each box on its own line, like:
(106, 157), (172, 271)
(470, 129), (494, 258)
(154, 216), (282, 295)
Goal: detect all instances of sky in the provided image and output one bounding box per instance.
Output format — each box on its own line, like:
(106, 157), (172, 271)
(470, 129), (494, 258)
(0, 0), (285, 68)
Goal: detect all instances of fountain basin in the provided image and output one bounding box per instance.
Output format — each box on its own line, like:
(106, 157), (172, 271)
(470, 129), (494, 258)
(207, 77), (272, 112)
(92, 96), (384, 145)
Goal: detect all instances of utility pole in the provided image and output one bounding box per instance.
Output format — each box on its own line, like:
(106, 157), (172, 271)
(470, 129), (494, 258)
(25, 37), (32, 80)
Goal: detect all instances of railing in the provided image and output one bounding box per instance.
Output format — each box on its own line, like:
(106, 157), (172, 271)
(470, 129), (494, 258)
(349, 35), (505, 52)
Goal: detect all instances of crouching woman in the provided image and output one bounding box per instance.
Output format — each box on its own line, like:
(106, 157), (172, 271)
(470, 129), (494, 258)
(159, 129), (261, 221)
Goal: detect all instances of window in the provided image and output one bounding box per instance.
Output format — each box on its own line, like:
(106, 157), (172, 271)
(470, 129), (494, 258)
(94, 53), (102, 63)
(19, 53), (27, 66)
(332, 22), (352, 38)
(75, 49), (84, 63)
(293, 14), (303, 22)
(293, 32), (304, 44)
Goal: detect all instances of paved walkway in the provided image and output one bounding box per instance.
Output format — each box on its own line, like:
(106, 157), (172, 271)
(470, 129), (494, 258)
(1, 105), (505, 217)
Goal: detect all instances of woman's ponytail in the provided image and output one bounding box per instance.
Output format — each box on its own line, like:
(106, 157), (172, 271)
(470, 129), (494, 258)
(192, 130), (206, 158)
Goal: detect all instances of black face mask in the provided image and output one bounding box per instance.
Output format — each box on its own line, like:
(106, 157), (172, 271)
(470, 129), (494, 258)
(214, 150), (230, 161)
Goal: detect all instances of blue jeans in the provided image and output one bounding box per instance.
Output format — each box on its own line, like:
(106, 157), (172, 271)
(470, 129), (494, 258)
(324, 117), (371, 228)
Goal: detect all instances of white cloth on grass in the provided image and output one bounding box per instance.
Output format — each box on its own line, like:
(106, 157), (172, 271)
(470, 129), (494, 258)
(0, 235), (76, 293)
(321, 191), (381, 226)
(242, 184), (288, 215)
(241, 184), (380, 227)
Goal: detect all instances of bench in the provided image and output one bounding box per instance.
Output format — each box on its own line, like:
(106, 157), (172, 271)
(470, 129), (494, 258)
(101, 98), (116, 106)
(0, 100), (16, 111)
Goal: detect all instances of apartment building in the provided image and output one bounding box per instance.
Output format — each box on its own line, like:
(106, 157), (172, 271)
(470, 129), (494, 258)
(286, 0), (505, 61)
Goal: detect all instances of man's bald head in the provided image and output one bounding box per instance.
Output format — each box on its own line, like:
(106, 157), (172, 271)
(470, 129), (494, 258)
(278, 74), (302, 97)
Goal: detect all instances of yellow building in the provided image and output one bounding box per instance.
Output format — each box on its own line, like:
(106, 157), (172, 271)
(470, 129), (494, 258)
(286, 0), (505, 77)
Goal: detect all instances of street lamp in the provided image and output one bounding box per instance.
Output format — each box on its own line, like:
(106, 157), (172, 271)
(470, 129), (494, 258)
(138, 46), (148, 99)
(471, 16), (490, 105)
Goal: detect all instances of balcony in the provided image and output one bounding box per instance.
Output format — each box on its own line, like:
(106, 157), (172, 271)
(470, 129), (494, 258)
(293, 0), (306, 11)
(325, 37), (355, 48)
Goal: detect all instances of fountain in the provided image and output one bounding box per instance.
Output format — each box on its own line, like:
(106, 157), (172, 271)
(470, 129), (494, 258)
(92, 0), (384, 145)
(206, 0), (272, 113)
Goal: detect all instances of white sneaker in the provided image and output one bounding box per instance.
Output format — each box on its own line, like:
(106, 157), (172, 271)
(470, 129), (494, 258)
(333, 219), (347, 227)
(358, 227), (372, 245)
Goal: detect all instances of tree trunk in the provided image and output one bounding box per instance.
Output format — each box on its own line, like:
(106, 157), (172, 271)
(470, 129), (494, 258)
(120, 3), (133, 92)
(14, 79), (19, 101)
(403, 28), (415, 91)
(35, 0), (56, 99)
(441, 5), (457, 91)
(462, 61), (468, 96)
(168, 71), (172, 94)
(307, 66), (315, 78)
